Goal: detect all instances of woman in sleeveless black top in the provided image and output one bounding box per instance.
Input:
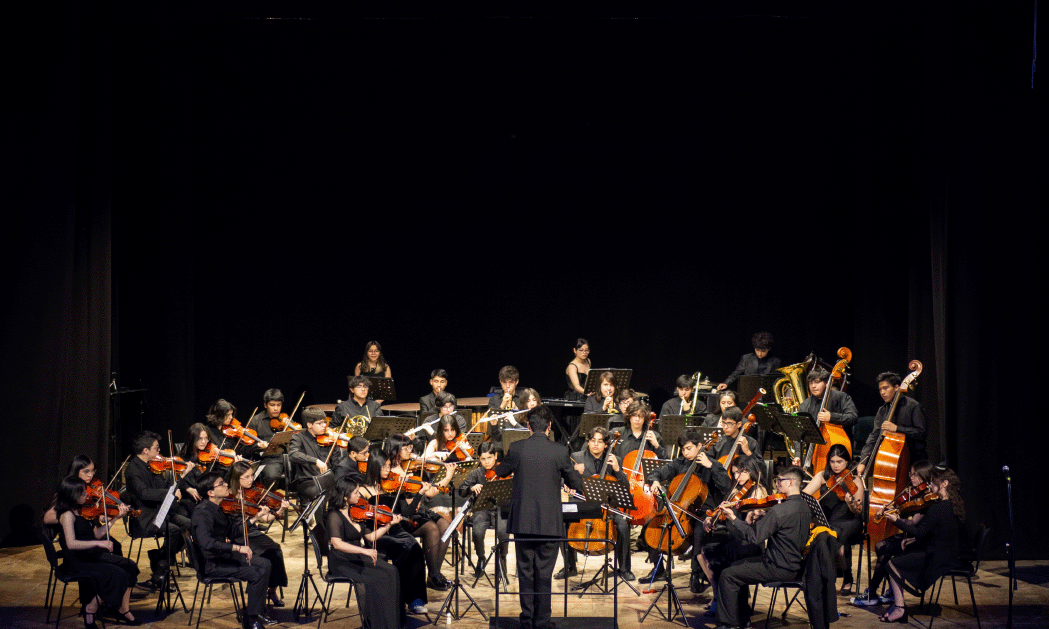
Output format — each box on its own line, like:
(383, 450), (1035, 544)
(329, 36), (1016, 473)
(54, 476), (141, 627)
(326, 476), (406, 629)
(565, 338), (590, 401)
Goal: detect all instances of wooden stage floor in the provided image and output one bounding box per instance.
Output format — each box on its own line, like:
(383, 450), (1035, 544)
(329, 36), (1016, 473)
(2, 526), (1046, 629)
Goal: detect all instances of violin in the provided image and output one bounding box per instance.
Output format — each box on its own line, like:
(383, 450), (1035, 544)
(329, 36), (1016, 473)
(270, 412), (302, 432)
(222, 421), (261, 446)
(874, 482), (936, 523)
(444, 435), (474, 461)
(358, 460), (368, 474)
(824, 467), (860, 502)
(79, 503), (134, 521)
(484, 468), (511, 481)
(148, 456), (188, 475)
(85, 478), (139, 516)
(316, 428), (351, 449)
(350, 498), (393, 525)
(732, 492), (788, 513)
(706, 479), (755, 522)
(381, 471), (450, 495)
(243, 484), (286, 512)
(220, 497), (261, 517)
(405, 456), (443, 475)
(197, 445), (238, 467)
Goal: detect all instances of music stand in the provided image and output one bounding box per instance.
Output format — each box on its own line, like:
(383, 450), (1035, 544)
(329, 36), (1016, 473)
(471, 478), (514, 591)
(572, 477), (636, 596)
(583, 368), (633, 396)
(435, 489), (489, 624)
(290, 493), (328, 621)
(362, 415), (416, 443)
(502, 429), (532, 455)
(151, 484), (187, 616)
(579, 413), (614, 437)
(657, 415), (688, 460)
(357, 375), (396, 402)
(754, 405), (825, 452)
(261, 429), (300, 457)
(801, 491), (832, 530)
(639, 458), (672, 484)
(639, 485), (690, 627)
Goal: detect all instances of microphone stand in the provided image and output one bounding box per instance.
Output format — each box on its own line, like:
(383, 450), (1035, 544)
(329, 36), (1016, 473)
(1004, 464), (1015, 629)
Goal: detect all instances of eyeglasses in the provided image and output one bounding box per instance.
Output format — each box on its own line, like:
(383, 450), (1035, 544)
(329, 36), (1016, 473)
(354, 384), (370, 389)
(774, 477), (793, 484)
(213, 480), (228, 488)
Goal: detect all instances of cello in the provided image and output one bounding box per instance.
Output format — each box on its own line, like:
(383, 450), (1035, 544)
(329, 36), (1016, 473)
(641, 431), (720, 554)
(862, 360), (922, 546)
(566, 434), (623, 556)
(621, 416), (659, 525)
(802, 347), (855, 476)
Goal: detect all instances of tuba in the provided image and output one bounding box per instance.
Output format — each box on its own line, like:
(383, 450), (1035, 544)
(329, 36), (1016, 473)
(772, 360), (811, 460)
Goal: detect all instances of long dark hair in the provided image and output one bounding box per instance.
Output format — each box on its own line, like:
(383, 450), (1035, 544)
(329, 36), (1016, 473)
(206, 399), (236, 428)
(180, 422), (211, 460)
(66, 455), (94, 479)
(931, 468), (966, 522)
(227, 460), (254, 498)
(55, 476), (87, 518)
(328, 476), (361, 511)
(364, 450), (390, 487)
(360, 341), (388, 374)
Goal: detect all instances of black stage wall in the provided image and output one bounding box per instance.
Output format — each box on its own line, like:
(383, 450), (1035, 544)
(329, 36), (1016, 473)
(5, 2), (1042, 556)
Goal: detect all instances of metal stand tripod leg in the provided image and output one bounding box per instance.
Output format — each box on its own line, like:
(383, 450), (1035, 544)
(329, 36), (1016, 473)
(434, 527), (488, 625)
(639, 523), (690, 628)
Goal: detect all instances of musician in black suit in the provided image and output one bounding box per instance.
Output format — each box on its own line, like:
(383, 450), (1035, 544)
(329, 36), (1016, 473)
(418, 369), (449, 415)
(856, 371), (928, 475)
(493, 405), (583, 629)
(717, 331), (781, 391)
(797, 368), (859, 432)
(288, 408), (351, 502)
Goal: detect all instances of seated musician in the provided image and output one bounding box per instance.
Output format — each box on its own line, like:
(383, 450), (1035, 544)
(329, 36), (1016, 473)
(191, 471), (276, 629)
(702, 390), (738, 427)
(616, 388), (635, 413)
(458, 441), (510, 578)
(802, 443), (865, 596)
(798, 367), (859, 433)
(247, 388), (289, 486)
(176, 423), (212, 515)
(646, 426), (732, 584)
(343, 436), (371, 484)
(851, 460), (935, 607)
(227, 460), (290, 608)
(333, 376), (382, 428)
(559, 427), (634, 581)
(709, 407), (761, 471)
(614, 401), (667, 462)
(660, 375), (703, 418)
(124, 430), (194, 591)
(204, 398), (256, 453)
(713, 466), (811, 629)
(583, 371), (618, 414)
(697, 457), (768, 607)
(418, 369), (449, 415)
(856, 371), (928, 476)
(717, 331), (781, 391)
(878, 467), (967, 623)
(288, 408), (351, 503)
(434, 391), (469, 434)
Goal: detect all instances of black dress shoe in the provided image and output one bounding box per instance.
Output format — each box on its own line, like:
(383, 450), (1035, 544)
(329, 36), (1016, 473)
(267, 592), (285, 607)
(553, 567), (578, 580)
(690, 573), (708, 594)
(640, 566), (666, 581)
(473, 565), (485, 578)
(258, 614), (279, 626)
(426, 575), (451, 591)
(618, 570), (636, 581)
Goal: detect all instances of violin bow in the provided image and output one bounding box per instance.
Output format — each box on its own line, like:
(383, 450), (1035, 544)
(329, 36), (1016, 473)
(283, 392), (306, 430)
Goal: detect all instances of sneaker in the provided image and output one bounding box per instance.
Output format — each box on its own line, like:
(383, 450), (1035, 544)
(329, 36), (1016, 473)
(409, 599), (428, 614)
(851, 589), (881, 607)
(879, 592), (895, 604)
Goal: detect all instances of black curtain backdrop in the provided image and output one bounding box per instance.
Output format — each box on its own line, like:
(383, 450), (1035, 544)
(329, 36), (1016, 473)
(5, 1), (1042, 557)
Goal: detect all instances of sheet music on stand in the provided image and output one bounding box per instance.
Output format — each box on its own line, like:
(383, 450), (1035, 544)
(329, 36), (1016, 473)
(473, 477), (514, 512)
(580, 476), (634, 518)
(363, 415), (416, 442)
(582, 368), (633, 397)
(657, 415), (688, 459)
(360, 375), (397, 402)
(151, 485), (179, 532)
(290, 493), (327, 533)
(801, 491), (832, 529)
(262, 429), (301, 457)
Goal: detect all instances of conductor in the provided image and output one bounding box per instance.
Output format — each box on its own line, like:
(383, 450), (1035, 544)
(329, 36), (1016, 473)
(493, 405), (583, 629)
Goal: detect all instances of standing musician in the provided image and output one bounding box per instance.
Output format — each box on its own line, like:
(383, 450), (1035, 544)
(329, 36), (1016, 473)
(717, 331), (781, 391)
(247, 388), (290, 486)
(856, 371), (928, 475)
(660, 375), (702, 418)
(288, 408), (351, 503)
(713, 466), (811, 629)
(564, 338), (591, 402)
(492, 405), (584, 629)
(419, 369), (449, 415)
(191, 471), (276, 629)
(124, 430), (194, 591)
(333, 376), (382, 428)
(798, 367), (858, 433)
(562, 426), (634, 581)
(458, 441), (510, 578)
(702, 390), (738, 427)
(709, 407), (761, 472)
(227, 460), (290, 608)
(355, 340), (392, 378)
(583, 371), (619, 414)
(646, 427), (732, 584)
(802, 444), (865, 596)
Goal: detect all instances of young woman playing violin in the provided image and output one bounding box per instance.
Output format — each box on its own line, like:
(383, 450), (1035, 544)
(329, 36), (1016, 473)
(326, 475), (411, 625)
(358, 450), (429, 611)
(851, 460), (935, 607)
(54, 476), (141, 627)
(802, 443), (866, 596)
(393, 433), (455, 590)
(226, 460), (289, 607)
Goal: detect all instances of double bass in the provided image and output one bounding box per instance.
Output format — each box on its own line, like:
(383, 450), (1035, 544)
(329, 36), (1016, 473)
(641, 431), (720, 554)
(862, 360), (922, 545)
(802, 347), (855, 476)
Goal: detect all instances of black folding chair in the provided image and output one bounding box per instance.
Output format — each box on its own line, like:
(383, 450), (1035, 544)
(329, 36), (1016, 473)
(40, 530), (98, 629)
(183, 530), (248, 629)
(308, 528), (362, 628)
(925, 525), (990, 629)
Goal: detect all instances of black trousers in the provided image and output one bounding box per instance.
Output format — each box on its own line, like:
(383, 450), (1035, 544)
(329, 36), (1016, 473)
(716, 555), (796, 628)
(516, 537), (559, 629)
(205, 554), (272, 617)
(472, 509), (508, 562)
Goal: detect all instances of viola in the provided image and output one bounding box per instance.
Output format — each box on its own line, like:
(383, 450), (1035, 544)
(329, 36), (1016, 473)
(706, 479), (755, 522)
(148, 456), (188, 475)
(220, 497), (261, 517)
(270, 412), (302, 431)
(733, 492), (787, 513)
(198, 446), (238, 467)
(243, 484), (286, 512)
(350, 498), (393, 525)
(358, 460), (368, 474)
(874, 482), (935, 523)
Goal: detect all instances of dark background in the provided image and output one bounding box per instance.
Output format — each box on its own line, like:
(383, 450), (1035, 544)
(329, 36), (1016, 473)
(4, 1), (1041, 557)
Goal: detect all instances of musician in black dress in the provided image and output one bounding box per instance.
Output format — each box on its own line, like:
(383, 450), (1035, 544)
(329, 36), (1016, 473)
(856, 371), (928, 475)
(564, 338), (590, 401)
(54, 476), (141, 627)
(228, 460), (289, 607)
(124, 431), (193, 590)
(717, 331), (781, 391)
(492, 405), (584, 629)
(879, 467), (967, 623)
(326, 476), (406, 629)
(646, 426), (732, 584)
(355, 340), (392, 378)
(802, 444), (865, 595)
(713, 466), (812, 629)
(418, 369), (449, 415)
(176, 423), (210, 515)
(191, 472), (275, 629)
